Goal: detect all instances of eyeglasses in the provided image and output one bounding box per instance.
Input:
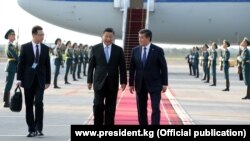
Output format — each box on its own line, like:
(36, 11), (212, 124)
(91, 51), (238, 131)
(10, 33), (15, 36)
(37, 33), (45, 36)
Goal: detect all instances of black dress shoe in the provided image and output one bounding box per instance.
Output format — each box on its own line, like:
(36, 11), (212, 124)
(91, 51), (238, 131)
(3, 102), (9, 108)
(54, 86), (61, 89)
(65, 82), (71, 84)
(210, 84), (216, 86)
(242, 96), (250, 99)
(27, 132), (36, 137)
(222, 88), (229, 91)
(37, 131), (44, 136)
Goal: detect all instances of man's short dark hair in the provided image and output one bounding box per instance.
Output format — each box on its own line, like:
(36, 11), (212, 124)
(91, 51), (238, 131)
(103, 28), (115, 35)
(32, 25), (43, 35)
(139, 29), (152, 41)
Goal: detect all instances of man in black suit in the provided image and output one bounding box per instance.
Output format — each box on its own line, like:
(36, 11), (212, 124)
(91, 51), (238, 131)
(129, 29), (168, 125)
(17, 25), (51, 137)
(87, 28), (127, 125)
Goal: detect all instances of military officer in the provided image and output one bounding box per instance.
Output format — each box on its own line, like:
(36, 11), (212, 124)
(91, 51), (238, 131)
(3, 29), (18, 107)
(53, 38), (63, 88)
(237, 37), (250, 99)
(209, 42), (218, 86)
(221, 40), (230, 91)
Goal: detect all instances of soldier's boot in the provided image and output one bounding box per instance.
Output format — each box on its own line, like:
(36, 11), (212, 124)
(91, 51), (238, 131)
(222, 80), (230, 91)
(64, 76), (70, 84)
(73, 74), (78, 81)
(54, 78), (61, 89)
(202, 74), (206, 81)
(204, 74), (210, 83)
(210, 78), (216, 86)
(77, 74), (82, 79)
(3, 92), (10, 108)
(242, 86), (250, 99)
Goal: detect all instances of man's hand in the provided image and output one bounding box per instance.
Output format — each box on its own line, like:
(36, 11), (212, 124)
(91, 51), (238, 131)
(129, 86), (134, 94)
(87, 83), (92, 90)
(162, 85), (168, 93)
(120, 84), (126, 91)
(45, 84), (50, 89)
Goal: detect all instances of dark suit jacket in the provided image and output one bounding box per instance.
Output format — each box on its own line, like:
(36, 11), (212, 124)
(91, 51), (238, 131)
(17, 42), (51, 89)
(87, 43), (127, 91)
(129, 44), (168, 92)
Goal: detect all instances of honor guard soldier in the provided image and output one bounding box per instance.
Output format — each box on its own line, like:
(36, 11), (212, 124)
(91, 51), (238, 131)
(194, 47), (200, 78)
(64, 41), (73, 84)
(202, 44), (209, 81)
(237, 37), (250, 99)
(209, 42), (218, 86)
(221, 40), (230, 91)
(53, 38), (63, 88)
(3, 29), (18, 107)
(77, 44), (84, 79)
(72, 43), (79, 81)
(82, 45), (89, 76)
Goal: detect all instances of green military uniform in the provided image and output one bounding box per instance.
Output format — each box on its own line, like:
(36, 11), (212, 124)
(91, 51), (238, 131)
(202, 50), (209, 80)
(240, 48), (250, 86)
(82, 47), (89, 76)
(210, 49), (217, 86)
(223, 49), (230, 80)
(239, 38), (250, 99)
(72, 49), (79, 81)
(64, 47), (73, 84)
(222, 47), (230, 91)
(77, 48), (84, 79)
(194, 49), (199, 78)
(3, 29), (18, 107)
(53, 47), (63, 88)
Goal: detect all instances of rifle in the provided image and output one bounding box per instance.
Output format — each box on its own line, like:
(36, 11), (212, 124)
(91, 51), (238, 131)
(15, 28), (19, 55)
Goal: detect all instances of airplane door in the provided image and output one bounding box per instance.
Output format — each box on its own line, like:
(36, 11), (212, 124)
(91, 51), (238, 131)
(130, 0), (143, 9)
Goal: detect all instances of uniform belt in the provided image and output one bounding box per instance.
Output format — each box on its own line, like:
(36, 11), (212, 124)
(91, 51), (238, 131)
(8, 58), (16, 61)
(246, 60), (250, 63)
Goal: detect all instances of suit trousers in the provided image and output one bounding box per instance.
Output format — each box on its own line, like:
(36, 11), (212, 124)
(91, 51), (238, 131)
(93, 77), (118, 125)
(24, 75), (44, 132)
(136, 80), (161, 125)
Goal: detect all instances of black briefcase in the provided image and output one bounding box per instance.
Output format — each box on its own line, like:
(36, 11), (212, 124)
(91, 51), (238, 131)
(10, 86), (22, 112)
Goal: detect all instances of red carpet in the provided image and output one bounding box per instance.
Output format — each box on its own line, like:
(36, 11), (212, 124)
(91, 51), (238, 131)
(85, 87), (192, 125)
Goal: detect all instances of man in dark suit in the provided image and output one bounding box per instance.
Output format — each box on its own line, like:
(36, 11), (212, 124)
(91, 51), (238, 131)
(87, 28), (127, 125)
(16, 25), (51, 137)
(129, 29), (168, 125)
(3, 29), (18, 107)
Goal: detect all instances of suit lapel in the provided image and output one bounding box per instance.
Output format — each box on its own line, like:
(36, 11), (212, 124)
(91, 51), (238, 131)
(145, 44), (155, 68)
(29, 42), (35, 62)
(99, 44), (107, 64)
(40, 44), (44, 63)
(137, 47), (143, 68)
(109, 44), (115, 64)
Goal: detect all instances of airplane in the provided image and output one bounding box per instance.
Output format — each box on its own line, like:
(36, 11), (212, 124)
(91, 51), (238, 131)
(17, 0), (250, 45)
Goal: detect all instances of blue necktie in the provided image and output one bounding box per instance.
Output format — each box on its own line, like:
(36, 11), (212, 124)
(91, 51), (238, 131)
(105, 46), (109, 63)
(142, 47), (147, 67)
(35, 44), (39, 63)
